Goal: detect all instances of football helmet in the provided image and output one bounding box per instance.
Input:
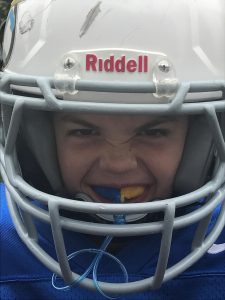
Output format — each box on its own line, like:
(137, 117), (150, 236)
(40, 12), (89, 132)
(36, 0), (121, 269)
(0, 0), (225, 295)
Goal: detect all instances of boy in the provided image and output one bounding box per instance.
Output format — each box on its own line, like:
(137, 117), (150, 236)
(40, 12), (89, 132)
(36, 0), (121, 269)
(1, 0), (225, 299)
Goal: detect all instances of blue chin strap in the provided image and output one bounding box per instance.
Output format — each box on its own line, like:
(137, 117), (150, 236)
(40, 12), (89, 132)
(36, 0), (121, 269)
(52, 187), (127, 299)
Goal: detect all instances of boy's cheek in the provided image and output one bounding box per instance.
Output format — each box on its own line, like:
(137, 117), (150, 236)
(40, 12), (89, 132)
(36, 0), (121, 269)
(61, 169), (83, 194)
(59, 155), (96, 192)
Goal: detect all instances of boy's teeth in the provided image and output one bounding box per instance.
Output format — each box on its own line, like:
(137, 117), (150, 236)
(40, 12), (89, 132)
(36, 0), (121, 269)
(121, 186), (145, 202)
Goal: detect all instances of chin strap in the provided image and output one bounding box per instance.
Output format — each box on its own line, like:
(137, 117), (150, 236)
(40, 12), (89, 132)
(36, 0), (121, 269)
(52, 188), (128, 299)
(52, 234), (128, 299)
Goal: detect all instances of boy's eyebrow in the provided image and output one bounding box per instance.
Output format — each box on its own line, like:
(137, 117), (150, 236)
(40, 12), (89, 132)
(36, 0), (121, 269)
(135, 117), (179, 131)
(59, 114), (179, 129)
(59, 115), (99, 128)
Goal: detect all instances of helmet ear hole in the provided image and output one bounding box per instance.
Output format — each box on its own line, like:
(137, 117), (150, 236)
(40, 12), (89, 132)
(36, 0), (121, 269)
(174, 115), (215, 196)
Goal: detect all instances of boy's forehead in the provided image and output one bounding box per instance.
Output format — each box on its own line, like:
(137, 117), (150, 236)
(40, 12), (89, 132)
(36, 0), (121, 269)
(55, 113), (181, 126)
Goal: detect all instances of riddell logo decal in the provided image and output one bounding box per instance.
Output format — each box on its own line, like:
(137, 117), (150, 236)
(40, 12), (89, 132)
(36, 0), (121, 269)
(86, 54), (148, 73)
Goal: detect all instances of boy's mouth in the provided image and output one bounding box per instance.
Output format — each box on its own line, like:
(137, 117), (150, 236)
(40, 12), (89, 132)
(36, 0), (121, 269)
(91, 185), (149, 203)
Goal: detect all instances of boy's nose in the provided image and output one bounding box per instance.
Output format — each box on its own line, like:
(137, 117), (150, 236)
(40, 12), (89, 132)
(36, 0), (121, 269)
(99, 143), (138, 174)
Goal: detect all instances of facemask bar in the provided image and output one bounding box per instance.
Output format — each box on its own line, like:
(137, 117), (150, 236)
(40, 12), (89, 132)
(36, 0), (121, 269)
(2, 158), (225, 293)
(0, 72), (225, 110)
(1, 72), (225, 294)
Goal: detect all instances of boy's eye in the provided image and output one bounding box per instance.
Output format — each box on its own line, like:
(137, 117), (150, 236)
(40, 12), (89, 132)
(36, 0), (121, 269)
(67, 128), (99, 137)
(137, 128), (170, 138)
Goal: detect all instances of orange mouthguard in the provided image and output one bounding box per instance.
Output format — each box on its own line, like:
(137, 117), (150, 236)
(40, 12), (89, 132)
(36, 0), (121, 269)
(121, 186), (145, 202)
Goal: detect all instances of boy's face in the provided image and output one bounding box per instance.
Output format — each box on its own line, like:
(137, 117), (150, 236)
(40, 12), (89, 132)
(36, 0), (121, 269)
(54, 113), (188, 203)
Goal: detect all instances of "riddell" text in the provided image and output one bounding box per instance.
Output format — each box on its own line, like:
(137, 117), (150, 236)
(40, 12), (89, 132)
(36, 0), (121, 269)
(86, 54), (149, 73)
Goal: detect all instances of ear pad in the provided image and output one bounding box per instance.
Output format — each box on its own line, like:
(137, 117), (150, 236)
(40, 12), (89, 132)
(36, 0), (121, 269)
(17, 133), (53, 193)
(18, 109), (63, 194)
(174, 116), (215, 196)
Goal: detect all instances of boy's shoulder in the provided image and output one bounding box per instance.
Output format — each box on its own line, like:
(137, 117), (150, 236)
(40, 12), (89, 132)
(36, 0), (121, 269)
(0, 183), (50, 279)
(1, 183), (225, 300)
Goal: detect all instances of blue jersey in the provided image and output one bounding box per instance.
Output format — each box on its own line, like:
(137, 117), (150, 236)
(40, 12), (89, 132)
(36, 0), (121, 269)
(1, 183), (225, 300)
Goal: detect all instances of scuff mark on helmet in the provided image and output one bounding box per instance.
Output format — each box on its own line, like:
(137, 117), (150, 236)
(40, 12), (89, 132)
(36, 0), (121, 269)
(19, 11), (34, 34)
(80, 1), (102, 38)
(18, 0), (56, 35)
